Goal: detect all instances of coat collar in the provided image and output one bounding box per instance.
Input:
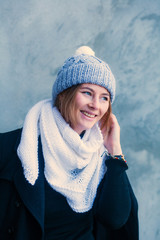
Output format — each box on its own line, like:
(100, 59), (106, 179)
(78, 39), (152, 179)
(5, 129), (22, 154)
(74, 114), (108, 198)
(13, 130), (45, 232)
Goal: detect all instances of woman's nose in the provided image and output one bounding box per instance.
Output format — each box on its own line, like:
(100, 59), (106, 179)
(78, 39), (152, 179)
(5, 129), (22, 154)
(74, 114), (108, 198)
(89, 97), (99, 109)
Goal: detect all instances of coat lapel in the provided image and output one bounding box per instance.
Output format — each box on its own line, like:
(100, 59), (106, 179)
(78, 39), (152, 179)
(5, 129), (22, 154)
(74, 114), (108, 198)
(13, 134), (45, 232)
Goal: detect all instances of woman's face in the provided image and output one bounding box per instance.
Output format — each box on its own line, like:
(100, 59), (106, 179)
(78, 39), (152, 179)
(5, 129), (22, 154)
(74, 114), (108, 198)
(71, 83), (110, 134)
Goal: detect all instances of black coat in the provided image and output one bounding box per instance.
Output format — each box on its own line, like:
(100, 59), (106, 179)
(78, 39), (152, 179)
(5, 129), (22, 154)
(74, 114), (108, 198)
(0, 129), (139, 240)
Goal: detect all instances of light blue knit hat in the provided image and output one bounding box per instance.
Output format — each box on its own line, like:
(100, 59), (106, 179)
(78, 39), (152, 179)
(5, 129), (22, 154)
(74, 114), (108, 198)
(52, 46), (116, 103)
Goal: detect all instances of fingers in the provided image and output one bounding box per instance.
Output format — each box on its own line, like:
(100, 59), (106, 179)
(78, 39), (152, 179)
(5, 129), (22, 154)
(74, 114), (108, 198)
(108, 113), (120, 131)
(109, 113), (119, 124)
(102, 113), (122, 155)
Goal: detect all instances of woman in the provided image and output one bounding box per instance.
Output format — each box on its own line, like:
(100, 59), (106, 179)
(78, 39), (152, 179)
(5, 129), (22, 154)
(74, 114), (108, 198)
(0, 46), (138, 239)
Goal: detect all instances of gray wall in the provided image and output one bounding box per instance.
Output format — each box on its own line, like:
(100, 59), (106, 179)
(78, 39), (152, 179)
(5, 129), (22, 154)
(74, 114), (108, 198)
(0, 0), (160, 239)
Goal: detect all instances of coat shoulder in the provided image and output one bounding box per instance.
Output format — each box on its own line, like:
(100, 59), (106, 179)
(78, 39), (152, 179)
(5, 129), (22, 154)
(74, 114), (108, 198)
(0, 128), (22, 140)
(0, 128), (22, 150)
(0, 128), (22, 176)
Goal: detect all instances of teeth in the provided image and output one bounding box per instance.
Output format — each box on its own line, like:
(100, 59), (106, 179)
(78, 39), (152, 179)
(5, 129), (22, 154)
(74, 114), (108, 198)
(82, 111), (96, 118)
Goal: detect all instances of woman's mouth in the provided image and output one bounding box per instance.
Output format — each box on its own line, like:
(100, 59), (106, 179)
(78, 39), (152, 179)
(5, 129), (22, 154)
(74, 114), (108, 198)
(81, 111), (97, 118)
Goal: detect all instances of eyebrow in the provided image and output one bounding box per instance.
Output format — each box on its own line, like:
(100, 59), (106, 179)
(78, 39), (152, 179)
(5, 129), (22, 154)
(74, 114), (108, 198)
(80, 86), (110, 96)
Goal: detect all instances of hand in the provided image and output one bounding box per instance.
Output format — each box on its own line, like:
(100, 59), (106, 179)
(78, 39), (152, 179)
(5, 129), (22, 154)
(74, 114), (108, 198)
(101, 113), (122, 155)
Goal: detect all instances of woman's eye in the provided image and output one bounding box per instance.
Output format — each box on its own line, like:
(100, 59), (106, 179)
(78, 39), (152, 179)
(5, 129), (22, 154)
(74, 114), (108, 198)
(102, 96), (109, 101)
(83, 91), (91, 96)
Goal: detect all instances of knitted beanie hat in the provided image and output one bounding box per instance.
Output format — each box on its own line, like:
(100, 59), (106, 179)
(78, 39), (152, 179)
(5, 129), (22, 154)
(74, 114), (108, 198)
(52, 46), (116, 103)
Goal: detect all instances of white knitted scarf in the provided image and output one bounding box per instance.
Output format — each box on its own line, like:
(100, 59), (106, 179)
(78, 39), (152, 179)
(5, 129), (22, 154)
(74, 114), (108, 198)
(17, 99), (106, 213)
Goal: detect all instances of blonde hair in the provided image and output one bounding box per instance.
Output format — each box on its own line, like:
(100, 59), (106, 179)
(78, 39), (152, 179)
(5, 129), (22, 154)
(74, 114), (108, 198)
(54, 84), (112, 132)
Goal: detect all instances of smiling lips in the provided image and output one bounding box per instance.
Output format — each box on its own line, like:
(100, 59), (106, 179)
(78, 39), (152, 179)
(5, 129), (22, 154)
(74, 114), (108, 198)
(81, 111), (97, 118)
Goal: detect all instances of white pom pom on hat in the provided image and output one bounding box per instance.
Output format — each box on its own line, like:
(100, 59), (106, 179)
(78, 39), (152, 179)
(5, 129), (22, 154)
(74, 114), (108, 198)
(52, 46), (116, 103)
(75, 46), (95, 56)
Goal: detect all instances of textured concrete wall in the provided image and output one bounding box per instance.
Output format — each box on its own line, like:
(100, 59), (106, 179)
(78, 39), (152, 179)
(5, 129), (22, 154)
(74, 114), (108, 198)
(0, 0), (160, 239)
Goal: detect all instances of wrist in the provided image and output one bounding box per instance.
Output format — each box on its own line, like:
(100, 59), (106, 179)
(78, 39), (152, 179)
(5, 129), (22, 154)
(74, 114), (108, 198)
(109, 146), (122, 155)
(108, 153), (127, 165)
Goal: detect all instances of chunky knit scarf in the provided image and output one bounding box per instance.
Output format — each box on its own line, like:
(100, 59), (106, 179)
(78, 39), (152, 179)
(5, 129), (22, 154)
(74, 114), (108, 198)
(17, 100), (106, 213)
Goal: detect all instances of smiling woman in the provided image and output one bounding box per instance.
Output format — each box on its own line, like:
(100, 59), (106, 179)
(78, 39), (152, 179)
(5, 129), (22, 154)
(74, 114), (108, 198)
(0, 46), (139, 240)
(71, 84), (110, 134)
(55, 83), (111, 134)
